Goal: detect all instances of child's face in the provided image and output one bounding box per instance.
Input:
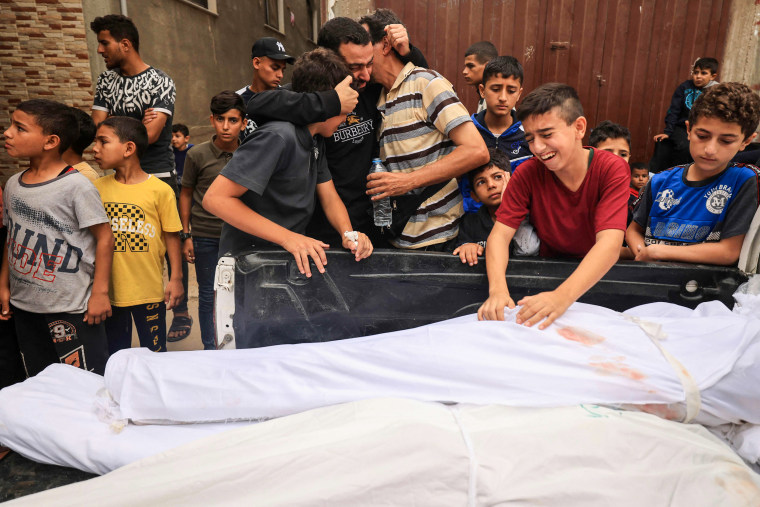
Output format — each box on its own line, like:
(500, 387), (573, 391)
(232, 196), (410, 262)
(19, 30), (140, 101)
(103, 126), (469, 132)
(522, 107), (586, 172)
(630, 168), (649, 191)
(253, 56), (287, 90)
(3, 110), (51, 158)
(471, 165), (510, 208)
(462, 55), (487, 86)
(210, 110), (246, 143)
(687, 116), (755, 176)
(479, 74), (523, 118)
(691, 67), (717, 88)
(171, 131), (190, 150)
(93, 125), (129, 169)
(595, 137), (631, 162)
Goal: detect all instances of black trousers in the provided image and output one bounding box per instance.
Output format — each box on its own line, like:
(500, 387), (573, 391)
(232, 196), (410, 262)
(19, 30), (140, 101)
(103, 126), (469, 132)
(11, 306), (109, 376)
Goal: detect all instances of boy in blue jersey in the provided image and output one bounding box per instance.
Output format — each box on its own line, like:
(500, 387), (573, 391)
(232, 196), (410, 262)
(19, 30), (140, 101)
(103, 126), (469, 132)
(627, 82), (760, 265)
(466, 56), (532, 212)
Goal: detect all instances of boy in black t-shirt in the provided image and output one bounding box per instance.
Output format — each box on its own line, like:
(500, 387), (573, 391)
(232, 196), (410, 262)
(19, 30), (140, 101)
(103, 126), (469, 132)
(452, 148), (539, 265)
(204, 49), (373, 277)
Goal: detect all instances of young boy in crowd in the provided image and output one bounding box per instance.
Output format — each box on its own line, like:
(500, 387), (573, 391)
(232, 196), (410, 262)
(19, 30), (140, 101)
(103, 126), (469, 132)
(180, 91), (247, 350)
(452, 148), (539, 265)
(478, 84), (629, 328)
(467, 55), (532, 212)
(627, 82), (760, 265)
(203, 48), (373, 277)
(93, 117), (184, 354)
(0, 99), (113, 376)
(629, 162), (649, 210)
(589, 120), (631, 163)
(650, 57), (719, 172)
(171, 123), (193, 183)
(463, 41), (498, 113)
(61, 107), (100, 182)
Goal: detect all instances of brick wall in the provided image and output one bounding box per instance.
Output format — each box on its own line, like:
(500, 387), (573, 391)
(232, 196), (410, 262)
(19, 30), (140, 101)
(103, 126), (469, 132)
(0, 0), (94, 185)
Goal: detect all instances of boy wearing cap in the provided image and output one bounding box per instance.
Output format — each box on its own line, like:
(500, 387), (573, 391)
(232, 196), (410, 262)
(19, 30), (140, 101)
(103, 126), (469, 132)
(235, 37), (295, 140)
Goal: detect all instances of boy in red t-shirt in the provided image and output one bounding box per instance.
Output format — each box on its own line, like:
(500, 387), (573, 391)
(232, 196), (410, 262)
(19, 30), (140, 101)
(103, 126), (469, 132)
(478, 83), (629, 328)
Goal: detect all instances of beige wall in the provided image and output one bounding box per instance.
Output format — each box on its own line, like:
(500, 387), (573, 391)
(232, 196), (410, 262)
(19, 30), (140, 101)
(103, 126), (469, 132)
(81, 0), (319, 142)
(721, 0), (760, 133)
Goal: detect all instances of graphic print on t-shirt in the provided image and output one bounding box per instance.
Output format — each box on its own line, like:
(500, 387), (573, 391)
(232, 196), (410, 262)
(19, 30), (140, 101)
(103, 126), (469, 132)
(331, 112), (372, 145)
(94, 69), (175, 117)
(104, 202), (156, 252)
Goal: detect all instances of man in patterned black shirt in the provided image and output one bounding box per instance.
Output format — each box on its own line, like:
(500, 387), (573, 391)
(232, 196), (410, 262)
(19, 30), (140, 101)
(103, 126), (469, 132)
(90, 15), (192, 342)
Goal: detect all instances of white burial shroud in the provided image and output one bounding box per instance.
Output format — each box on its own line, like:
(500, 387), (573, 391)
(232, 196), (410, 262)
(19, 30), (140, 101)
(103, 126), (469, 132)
(103, 300), (760, 428)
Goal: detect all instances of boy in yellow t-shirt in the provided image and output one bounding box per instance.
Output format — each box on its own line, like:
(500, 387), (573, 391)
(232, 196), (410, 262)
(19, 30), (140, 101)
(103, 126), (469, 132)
(93, 117), (184, 354)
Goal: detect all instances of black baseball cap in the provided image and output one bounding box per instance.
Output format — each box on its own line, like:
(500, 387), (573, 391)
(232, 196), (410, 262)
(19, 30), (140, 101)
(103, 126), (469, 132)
(251, 37), (295, 64)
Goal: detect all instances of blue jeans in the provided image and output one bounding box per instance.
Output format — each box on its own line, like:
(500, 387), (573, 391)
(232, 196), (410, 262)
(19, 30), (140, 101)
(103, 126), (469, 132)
(193, 236), (219, 350)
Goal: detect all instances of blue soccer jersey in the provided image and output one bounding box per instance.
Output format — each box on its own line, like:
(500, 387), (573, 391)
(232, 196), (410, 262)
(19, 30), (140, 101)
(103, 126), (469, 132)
(633, 163), (760, 246)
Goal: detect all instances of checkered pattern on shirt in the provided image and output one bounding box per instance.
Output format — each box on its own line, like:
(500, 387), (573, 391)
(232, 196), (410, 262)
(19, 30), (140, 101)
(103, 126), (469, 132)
(104, 202), (149, 253)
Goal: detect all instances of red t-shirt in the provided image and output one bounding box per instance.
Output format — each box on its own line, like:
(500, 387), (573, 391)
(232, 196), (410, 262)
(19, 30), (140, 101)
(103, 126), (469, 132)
(495, 148), (629, 257)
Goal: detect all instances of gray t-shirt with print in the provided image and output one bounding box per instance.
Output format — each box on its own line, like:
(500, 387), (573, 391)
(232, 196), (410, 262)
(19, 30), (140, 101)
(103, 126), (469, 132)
(2, 169), (109, 314)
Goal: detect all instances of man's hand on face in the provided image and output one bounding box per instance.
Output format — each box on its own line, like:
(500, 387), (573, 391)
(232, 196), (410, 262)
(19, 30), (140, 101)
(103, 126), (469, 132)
(335, 75), (359, 115)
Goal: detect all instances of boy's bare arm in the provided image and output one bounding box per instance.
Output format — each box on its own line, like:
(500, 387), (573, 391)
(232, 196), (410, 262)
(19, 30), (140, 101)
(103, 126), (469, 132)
(518, 229), (623, 329)
(164, 232), (185, 310)
(0, 242), (11, 320)
(179, 186), (194, 263)
(367, 122), (489, 199)
(203, 175), (329, 277)
(634, 235), (745, 265)
(316, 181), (373, 260)
(478, 221), (517, 321)
(84, 222), (114, 325)
(625, 221), (646, 257)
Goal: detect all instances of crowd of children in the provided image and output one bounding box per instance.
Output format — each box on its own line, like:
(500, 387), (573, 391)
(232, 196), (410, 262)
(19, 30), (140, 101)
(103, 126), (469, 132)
(1, 10), (759, 388)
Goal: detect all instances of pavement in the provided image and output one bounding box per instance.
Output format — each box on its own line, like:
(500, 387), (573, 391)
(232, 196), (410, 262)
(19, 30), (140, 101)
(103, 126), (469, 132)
(131, 263), (204, 351)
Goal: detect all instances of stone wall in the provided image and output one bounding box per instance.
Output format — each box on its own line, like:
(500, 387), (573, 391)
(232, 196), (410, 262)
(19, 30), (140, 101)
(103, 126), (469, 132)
(0, 0), (94, 185)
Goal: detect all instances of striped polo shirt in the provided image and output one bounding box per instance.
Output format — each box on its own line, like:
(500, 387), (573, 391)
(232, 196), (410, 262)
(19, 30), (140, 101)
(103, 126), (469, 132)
(378, 62), (471, 248)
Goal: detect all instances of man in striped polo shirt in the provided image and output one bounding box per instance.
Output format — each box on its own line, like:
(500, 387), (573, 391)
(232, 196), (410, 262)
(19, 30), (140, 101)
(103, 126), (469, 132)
(361, 10), (489, 250)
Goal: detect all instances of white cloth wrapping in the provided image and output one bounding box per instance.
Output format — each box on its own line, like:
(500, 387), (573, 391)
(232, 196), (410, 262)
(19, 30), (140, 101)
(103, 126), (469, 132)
(103, 300), (760, 427)
(7, 399), (760, 507)
(0, 364), (250, 475)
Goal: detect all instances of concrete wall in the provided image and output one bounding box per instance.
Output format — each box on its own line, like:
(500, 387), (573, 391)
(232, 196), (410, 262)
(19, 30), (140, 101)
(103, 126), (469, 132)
(327, 0), (372, 19)
(80, 0), (319, 140)
(721, 0), (760, 133)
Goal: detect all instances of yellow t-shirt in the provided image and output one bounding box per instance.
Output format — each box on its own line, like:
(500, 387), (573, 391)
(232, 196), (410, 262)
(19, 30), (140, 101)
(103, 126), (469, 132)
(94, 174), (182, 306)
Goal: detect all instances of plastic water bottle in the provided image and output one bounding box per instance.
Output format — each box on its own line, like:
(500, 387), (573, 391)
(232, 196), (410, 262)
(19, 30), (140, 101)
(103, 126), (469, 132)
(370, 158), (392, 227)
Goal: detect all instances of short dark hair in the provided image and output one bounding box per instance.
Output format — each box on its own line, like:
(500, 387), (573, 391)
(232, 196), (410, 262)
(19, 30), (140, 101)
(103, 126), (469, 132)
(688, 82), (760, 140)
(16, 99), (78, 154)
(360, 8), (402, 44)
(68, 107), (96, 156)
(292, 48), (351, 94)
(630, 162), (649, 173)
(99, 116), (149, 159)
(693, 57), (719, 75)
(589, 120), (631, 148)
(90, 14), (140, 53)
(317, 17), (370, 53)
(516, 83), (584, 124)
(172, 123), (189, 137)
(482, 56), (524, 85)
(210, 90), (246, 117)
(465, 41), (498, 64)
(469, 148), (512, 187)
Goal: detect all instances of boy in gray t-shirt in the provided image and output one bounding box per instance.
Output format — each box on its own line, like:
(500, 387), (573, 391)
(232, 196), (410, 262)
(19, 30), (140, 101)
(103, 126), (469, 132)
(1, 100), (114, 376)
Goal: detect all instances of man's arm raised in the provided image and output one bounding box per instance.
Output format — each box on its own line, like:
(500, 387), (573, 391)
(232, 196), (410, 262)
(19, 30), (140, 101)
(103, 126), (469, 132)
(367, 121), (488, 199)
